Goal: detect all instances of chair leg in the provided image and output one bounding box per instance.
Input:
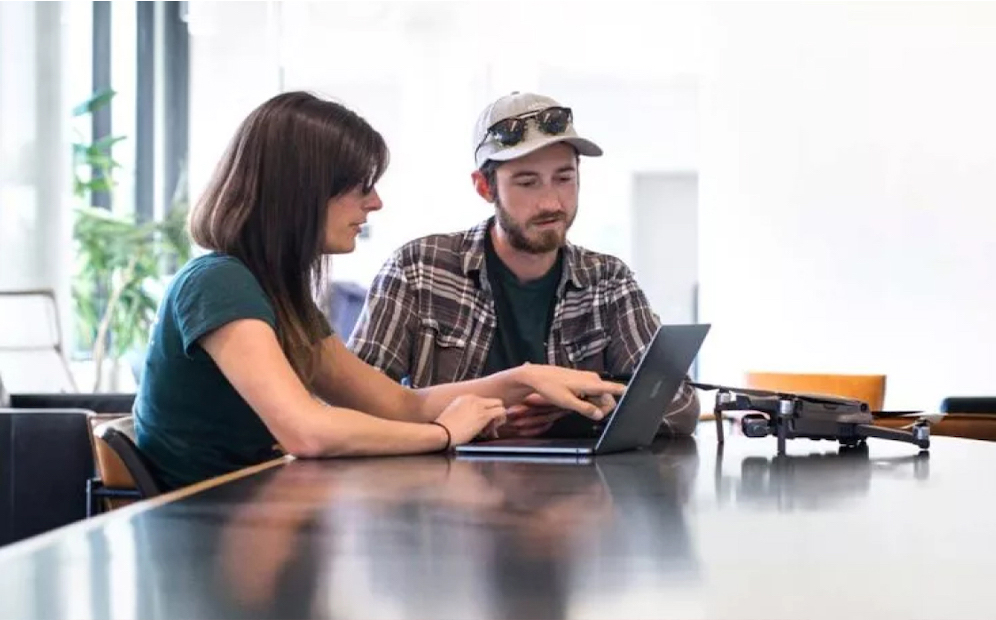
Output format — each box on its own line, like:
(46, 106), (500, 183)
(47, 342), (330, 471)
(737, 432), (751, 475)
(86, 478), (99, 517)
(86, 478), (93, 517)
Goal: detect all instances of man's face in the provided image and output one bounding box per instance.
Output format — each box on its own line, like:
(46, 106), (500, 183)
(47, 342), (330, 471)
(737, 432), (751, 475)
(492, 142), (579, 254)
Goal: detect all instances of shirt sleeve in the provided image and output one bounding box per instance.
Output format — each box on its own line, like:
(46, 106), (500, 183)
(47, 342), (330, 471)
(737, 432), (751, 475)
(346, 252), (418, 382)
(172, 258), (278, 357)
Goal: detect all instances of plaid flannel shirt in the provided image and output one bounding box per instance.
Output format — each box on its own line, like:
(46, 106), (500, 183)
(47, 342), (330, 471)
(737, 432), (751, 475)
(347, 218), (700, 435)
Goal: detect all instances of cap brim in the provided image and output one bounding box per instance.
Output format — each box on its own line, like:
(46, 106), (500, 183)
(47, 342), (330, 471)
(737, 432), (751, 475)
(486, 135), (603, 163)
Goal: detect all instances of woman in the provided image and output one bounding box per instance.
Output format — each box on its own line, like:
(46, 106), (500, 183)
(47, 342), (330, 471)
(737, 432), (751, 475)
(134, 91), (624, 491)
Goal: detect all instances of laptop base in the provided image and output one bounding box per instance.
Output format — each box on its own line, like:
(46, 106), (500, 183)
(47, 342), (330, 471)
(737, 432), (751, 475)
(454, 438), (596, 456)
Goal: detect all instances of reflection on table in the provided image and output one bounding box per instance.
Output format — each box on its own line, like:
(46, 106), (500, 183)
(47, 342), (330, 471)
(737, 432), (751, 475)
(3, 423), (996, 620)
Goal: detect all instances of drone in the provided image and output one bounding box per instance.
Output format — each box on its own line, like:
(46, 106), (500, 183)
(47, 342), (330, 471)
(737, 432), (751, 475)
(689, 382), (931, 455)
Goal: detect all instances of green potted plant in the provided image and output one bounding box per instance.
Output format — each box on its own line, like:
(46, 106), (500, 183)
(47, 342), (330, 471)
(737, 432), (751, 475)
(71, 89), (191, 392)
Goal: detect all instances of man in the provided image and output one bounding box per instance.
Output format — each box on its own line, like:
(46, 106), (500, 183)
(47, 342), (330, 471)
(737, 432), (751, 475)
(348, 91), (699, 437)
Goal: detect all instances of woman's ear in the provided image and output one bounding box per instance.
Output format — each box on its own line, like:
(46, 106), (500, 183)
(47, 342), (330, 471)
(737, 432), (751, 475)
(471, 170), (495, 203)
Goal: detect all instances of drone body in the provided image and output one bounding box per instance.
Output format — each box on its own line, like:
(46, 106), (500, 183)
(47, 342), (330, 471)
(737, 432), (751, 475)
(690, 382), (930, 455)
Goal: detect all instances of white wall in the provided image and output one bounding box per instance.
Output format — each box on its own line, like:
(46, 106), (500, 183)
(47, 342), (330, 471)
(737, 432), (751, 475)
(186, 1), (283, 202)
(187, 2), (701, 286)
(539, 72), (699, 268)
(697, 2), (996, 409)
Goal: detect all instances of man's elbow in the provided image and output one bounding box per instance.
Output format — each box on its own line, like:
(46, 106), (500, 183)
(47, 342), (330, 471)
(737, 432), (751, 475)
(662, 392), (701, 436)
(663, 407), (700, 436)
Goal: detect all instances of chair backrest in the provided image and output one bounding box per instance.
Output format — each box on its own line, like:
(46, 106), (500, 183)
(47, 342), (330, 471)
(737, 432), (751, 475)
(0, 408), (95, 545)
(0, 289), (77, 393)
(744, 372), (887, 411)
(93, 416), (164, 499)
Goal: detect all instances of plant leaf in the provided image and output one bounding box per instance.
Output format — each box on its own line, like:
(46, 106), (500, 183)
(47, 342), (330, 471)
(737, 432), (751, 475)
(72, 88), (116, 117)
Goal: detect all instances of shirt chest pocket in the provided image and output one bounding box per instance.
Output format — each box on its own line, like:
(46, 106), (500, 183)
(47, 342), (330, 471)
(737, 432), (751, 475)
(414, 318), (470, 386)
(562, 329), (610, 370)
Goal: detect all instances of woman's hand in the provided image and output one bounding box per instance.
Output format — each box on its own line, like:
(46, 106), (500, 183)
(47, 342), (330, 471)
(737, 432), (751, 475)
(435, 395), (507, 446)
(513, 364), (625, 420)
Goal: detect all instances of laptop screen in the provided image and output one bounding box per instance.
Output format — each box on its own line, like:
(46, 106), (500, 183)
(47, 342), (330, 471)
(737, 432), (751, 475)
(594, 324), (710, 454)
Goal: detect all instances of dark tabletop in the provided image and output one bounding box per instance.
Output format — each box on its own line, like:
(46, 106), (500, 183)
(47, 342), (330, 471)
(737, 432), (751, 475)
(1, 422), (994, 620)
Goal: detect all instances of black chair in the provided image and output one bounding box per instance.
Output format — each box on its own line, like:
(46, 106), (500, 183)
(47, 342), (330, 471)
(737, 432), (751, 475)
(940, 397), (996, 415)
(9, 392), (136, 412)
(0, 387), (137, 545)
(0, 407), (95, 546)
(92, 416), (164, 504)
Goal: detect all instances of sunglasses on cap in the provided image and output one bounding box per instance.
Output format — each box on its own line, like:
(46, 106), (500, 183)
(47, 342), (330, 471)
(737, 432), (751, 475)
(475, 106), (574, 155)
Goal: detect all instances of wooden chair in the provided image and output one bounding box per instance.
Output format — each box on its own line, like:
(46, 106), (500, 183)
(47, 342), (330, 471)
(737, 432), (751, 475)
(89, 415), (164, 514)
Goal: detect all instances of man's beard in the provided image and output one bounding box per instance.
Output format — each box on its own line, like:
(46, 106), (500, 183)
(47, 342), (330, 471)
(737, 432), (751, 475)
(495, 199), (573, 255)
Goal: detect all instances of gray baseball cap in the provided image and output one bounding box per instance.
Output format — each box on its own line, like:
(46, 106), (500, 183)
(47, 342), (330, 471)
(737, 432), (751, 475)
(473, 92), (603, 169)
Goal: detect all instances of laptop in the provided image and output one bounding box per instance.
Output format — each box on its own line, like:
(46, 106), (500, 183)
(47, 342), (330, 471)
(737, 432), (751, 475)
(454, 323), (710, 457)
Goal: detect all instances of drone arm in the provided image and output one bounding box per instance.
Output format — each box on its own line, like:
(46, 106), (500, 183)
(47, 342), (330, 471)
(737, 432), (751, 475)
(856, 423), (930, 450)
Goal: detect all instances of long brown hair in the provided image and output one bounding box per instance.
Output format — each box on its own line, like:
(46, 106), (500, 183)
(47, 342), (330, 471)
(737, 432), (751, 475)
(189, 91), (388, 383)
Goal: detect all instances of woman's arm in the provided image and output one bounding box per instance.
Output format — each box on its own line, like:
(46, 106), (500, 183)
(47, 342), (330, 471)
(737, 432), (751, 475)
(313, 336), (625, 424)
(199, 319), (503, 457)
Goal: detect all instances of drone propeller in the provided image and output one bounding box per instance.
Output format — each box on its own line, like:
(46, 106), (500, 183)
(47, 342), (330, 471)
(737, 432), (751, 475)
(688, 381), (852, 407)
(870, 410), (926, 418)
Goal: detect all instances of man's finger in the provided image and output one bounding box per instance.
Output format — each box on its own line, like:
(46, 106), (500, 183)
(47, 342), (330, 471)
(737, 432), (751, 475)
(523, 393), (555, 407)
(524, 411), (568, 425)
(590, 393), (616, 414)
(508, 412), (565, 430)
(564, 396), (604, 419)
(507, 405), (561, 419)
(516, 423), (555, 437)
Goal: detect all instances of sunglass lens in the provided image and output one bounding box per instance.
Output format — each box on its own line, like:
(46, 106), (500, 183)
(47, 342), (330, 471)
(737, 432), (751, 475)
(491, 118), (526, 146)
(537, 107), (571, 134)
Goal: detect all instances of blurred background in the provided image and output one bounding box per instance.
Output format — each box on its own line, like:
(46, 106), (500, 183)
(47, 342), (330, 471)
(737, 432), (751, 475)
(1, 0), (994, 411)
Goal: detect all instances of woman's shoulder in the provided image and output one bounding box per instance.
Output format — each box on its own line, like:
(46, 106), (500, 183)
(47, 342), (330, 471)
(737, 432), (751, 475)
(166, 252), (278, 339)
(167, 252), (271, 310)
(171, 252), (259, 290)
(178, 251), (251, 277)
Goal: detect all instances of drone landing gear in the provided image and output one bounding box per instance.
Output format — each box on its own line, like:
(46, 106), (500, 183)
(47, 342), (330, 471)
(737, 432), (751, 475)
(713, 391), (799, 455)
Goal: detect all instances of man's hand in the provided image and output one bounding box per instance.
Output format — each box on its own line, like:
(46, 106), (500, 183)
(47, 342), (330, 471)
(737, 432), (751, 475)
(499, 400), (568, 438)
(490, 392), (612, 439)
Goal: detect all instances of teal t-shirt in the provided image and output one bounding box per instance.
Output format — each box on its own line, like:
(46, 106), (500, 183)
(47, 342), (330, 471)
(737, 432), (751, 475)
(135, 253), (288, 490)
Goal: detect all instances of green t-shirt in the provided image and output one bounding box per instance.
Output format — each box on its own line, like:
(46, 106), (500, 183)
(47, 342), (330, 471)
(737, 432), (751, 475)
(481, 231), (563, 375)
(135, 253), (311, 490)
